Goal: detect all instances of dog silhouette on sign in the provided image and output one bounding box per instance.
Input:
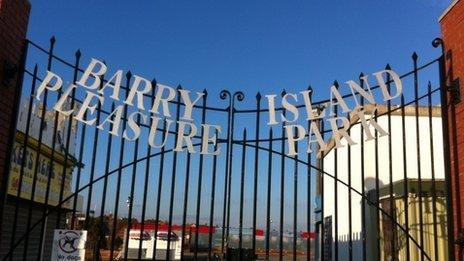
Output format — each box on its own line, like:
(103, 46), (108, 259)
(58, 231), (80, 254)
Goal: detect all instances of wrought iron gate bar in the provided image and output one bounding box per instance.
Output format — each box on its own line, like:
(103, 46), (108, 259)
(193, 89), (207, 259)
(387, 65), (395, 261)
(400, 94), (411, 261)
(428, 81), (439, 261)
(413, 53), (425, 261)
(9, 64), (36, 261)
(374, 104), (381, 261)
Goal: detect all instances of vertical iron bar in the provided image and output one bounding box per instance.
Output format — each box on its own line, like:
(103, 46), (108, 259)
(109, 72), (131, 260)
(166, 85), (182, 260)
(333, 81), (339, 261)
(9, 64), (37, 260)
(413, 52), (425, 260)
(55, 49), (81, 227)
(221, 91), (243, 256)
(221, 93), (233, 255)
(225, 101), (238, 254)
(401, 94), (410, 261)
(194, 89), (208, 259)
(207, 130), (219, 259)
(307, 125), (312, 260)
(138, 79), (157, 260)
(347, 109), (353, 261)
(320, 116), (325, 261)
(386, 64), (396, 260)
(428, 82), (439, 261)
(252, 93), (261, 255)
(280, 93), (286, 261)
(180, 145), (192, 260)
(98, 102), (115, 257)
(293, 128), (298, 261)
(433, 38), (455, 261)
(360, 86), (366, 261)
(221, 138), (230, 254)
(70, 50), (84, 230)
(151, 119), (168, 261)
(238, 129), (247, 259)
(22, 37), (54, 259)
(372, 79), (381, 261)
(265, 129), (273, 258)
(39, 37), (63, 260)
(84, 74), (103, 226)
(432, 38), (454, 260)
(123, 107), (141, 260)
(306, 86), (313, 261)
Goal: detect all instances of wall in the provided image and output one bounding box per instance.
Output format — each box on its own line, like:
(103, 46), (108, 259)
(321, 108), (447, 260)
(439, 0), (464, 259)
(0, 0), (30, 203)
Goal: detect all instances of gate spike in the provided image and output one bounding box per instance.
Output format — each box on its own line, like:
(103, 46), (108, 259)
(151, 78), (157, 86)
(203, 88), (208, 97)
(177, 84), (182, 90)
(281, 90), (286, 97)
(126, 70), (132, 79)
(412, 52), (418, 61)
(333, 80), (339, 88)
(385, 63), (391, 70)
(50, 36), (56, 44)
(307, 84), (313, 93)
(75, 49), (81, 58)
(256, 92), (262, 100)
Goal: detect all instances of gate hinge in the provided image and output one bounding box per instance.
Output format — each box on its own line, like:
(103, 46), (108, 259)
(447, 77), (461, 105)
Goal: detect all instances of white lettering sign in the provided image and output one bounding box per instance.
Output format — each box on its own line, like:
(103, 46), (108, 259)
(37, 58), (402, 156)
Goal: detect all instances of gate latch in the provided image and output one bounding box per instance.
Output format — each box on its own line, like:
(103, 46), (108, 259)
(448, 77), (461, 105)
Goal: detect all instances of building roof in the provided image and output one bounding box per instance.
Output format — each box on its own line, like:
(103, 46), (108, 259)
(439, 0), (460, 22)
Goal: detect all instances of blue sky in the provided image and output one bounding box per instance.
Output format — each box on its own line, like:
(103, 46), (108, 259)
(28, 1), (450, 104)
(23, 1), (452, 232)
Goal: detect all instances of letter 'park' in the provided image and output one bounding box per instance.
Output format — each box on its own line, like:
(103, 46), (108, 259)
(0, 1), (463, 261)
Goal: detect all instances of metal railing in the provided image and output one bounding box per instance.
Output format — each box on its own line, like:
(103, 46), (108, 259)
(0, 37), (454, 261)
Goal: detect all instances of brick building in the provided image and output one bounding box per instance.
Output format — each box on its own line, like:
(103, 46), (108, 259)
(440, 0), (464, 259)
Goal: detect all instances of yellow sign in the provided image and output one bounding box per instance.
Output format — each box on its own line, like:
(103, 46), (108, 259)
(8, 132), (75, 208)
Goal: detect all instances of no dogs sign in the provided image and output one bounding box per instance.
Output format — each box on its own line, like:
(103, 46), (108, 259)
(51, 230), (87, 261)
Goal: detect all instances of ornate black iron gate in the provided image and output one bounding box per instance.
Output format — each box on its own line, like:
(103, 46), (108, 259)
(0, 37), (454, 261)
